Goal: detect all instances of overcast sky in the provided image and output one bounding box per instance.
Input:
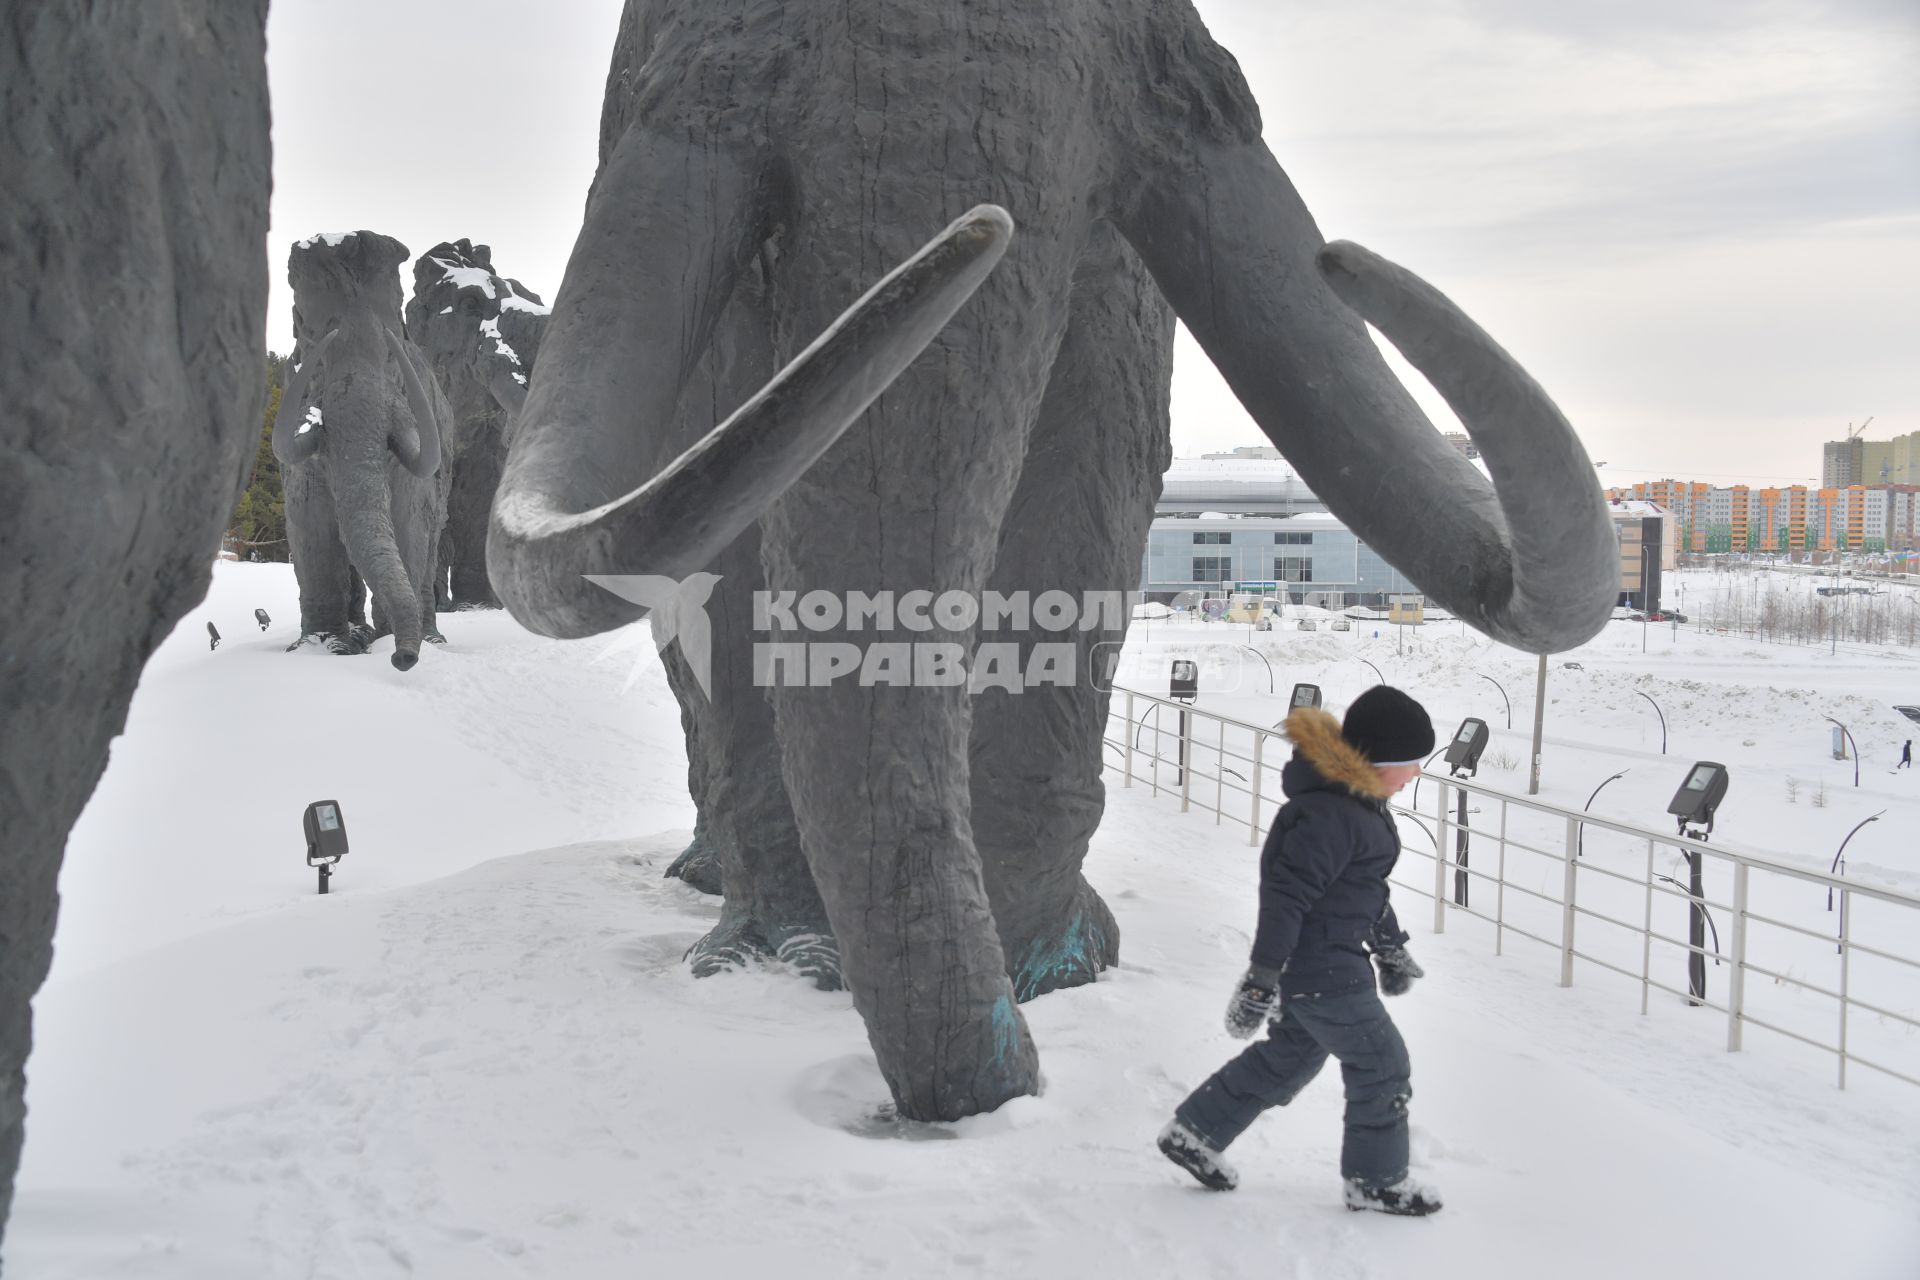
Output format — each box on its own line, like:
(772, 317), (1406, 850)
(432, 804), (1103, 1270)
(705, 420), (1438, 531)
(264, 0), (1918, 489)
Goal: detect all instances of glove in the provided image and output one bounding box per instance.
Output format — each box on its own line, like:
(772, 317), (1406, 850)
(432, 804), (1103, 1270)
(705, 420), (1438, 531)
(1372, 944), (1425, 997)
(1224, 967), (1282, 1038)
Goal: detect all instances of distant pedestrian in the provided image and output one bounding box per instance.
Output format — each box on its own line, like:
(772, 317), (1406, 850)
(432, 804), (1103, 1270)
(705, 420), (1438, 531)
(1900, 740), (1912, 770)
(1157, 685), (1441, 1216)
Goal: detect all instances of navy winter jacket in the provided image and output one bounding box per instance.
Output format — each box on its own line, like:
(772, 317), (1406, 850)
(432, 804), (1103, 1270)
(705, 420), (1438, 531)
(1249, 707), (1408, 997)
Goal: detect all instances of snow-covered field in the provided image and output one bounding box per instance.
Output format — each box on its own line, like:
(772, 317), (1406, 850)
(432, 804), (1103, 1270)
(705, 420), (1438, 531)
(9, 564), (1919, 1277)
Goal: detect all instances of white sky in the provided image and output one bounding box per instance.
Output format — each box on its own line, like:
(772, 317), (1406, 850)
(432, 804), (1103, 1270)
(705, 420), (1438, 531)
(264, 0), (1919, 489)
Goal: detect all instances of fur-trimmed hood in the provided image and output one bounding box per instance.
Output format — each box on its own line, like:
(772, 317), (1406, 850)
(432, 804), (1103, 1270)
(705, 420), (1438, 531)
(1281, 707), (1395, 800)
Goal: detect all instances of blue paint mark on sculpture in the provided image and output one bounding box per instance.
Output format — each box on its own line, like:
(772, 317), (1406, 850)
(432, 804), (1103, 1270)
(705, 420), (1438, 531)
(1013, 910), (1107, 1003)
(990, 994), (1021, 1067)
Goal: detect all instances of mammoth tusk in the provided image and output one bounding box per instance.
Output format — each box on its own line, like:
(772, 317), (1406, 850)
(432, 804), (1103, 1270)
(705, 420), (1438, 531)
(384, 327), (443, 479)
(1314, 240), (1617, 651)
(271, 328), (338, 465)
(1122, 141), (1615, 654)
(490, 203), (1014, 639)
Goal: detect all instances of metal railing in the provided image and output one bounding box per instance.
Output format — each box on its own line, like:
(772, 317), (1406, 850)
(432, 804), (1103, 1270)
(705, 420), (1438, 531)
(1103, 685), (1920, 1092)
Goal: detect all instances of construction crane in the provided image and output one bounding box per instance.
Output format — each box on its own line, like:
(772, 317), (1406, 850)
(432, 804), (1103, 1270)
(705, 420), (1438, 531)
(1846, 416), (1875, 440)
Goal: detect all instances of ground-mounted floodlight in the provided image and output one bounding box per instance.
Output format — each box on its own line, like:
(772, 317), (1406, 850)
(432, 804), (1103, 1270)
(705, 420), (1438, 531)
(304, 799), (348, 895)
(207, 621), (221, 651)
(1441, 719), (1489, 907)
(255, 608), (271, 631)
(1665, 762), (1729, 1005)
(1444, 718), (1489, 775)
(1288, 683), (1322, 711)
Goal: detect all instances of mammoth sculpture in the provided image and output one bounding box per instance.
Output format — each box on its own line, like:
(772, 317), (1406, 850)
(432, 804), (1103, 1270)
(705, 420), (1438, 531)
(277, 231), (453, 670)
(405, 240), (549, 609)
(489, 0), (1619, 1124)
(0, 0), (271, 1235)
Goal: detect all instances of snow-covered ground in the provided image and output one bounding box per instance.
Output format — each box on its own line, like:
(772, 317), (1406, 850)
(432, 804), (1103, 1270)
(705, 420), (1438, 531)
(9, 564), (1920, 1277)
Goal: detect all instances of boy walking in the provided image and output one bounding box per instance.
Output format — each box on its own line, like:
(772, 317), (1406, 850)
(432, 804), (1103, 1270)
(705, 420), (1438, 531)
(1159, 686), (1441, 1216)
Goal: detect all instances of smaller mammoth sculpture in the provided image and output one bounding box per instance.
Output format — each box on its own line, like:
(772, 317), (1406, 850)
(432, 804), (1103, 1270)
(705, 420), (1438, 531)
(276, 231), (452, 671)
(405, 240), (549, 609)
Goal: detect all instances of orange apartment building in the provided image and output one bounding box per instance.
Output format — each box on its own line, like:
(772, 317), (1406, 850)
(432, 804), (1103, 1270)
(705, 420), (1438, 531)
(1606, 481), (1920, 554)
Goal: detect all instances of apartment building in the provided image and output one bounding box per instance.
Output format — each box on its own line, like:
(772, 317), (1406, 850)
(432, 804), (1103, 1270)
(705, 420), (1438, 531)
(1608, 480), (1920, 553)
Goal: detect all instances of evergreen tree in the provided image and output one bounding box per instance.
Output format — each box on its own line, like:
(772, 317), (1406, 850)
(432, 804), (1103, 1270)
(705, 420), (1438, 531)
(227, 354), (289, 561)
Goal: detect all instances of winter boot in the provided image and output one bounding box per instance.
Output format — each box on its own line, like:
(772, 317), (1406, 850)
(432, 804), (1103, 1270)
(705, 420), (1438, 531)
(1344, 1175), (1442, 1216)
(1157, 1120), (1238, 1191)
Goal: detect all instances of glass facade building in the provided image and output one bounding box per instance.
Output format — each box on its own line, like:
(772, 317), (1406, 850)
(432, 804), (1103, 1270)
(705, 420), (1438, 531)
(1139, 514), (1406, 606)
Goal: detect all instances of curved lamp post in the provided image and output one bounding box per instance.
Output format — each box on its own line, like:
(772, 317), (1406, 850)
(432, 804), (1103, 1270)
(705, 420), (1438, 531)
(1827, 810), (1884, 910)
(1407, 745), (1450, 811)
(1238, 646), (1275, 694)
(1476, 672), (1512, 729)
(1653, 870), (1721, 966)
(1577, 768), (1631, 858)
(1632, 689), (1668, 754)
(1357, 658), (1385, 685)
(1824, 716), (1861, 787)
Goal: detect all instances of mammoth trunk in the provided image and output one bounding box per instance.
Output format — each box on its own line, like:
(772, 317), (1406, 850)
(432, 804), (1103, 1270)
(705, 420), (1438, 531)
(335, 459), (423, 670)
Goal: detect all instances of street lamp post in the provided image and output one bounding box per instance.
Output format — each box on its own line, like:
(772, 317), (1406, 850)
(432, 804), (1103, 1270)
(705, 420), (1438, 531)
(1476, 672), (1512, 729)
(1632, 689), (1668, 754)
(1577, 768), (1631, 858)
(1238, 646), (1275, 694)
(1824, 716), (1860, 788)
(1828, 810), (1884, 911)
(1357, 658), (1385, 685)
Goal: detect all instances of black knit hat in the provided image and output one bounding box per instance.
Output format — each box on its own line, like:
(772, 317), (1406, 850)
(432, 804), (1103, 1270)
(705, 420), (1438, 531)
(1342, 685), (1436, 766)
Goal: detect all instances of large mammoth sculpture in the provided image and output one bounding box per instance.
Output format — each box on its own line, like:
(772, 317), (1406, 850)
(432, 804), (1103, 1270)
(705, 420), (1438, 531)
(277, 232), (453, 670)
(405, 240), (549, 609)
(490, 0), (1619, 1123)
(0, 0), (271, 1235)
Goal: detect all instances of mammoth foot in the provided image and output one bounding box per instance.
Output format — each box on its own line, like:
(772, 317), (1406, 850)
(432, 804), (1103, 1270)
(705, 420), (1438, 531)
(685, 918), (843, 992)
(283, 629), (372, 655)
(664, 840), (722, 896)
(1005, 881), (1120, 1003)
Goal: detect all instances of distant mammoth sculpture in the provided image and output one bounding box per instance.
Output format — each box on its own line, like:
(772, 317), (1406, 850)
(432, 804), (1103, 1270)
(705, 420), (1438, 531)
(277, 231), (452, 670)
(490, 0), (1617, 1124)
(405, 240), (549, 609)
(0, 0), (271, 1237)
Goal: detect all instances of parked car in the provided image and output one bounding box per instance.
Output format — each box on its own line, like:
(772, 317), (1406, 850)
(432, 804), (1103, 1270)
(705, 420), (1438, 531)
(1296, 619), (1318, 631)
(1330, 619), (1352, 632)
(1667, 611), (1688, 623)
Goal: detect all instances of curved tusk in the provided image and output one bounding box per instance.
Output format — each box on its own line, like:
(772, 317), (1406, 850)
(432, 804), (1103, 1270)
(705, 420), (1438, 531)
(384, 327), (443, 479)
(490, 203), (1014, 639)
(1314, 240), (1616, 650)
(271, 329), (338, 465)
(1120, 141), (1615, 654)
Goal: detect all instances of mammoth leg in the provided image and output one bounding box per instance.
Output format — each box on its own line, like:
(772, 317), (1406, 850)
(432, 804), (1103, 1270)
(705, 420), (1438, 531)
(0, 0), (269, 1237)
(1119, 140), (1616, 653)
(284, 460), (355, 648)
(663, 260), (837, 985)
(758, 219), (1071, 1121)
(971, 225), (1175, 1000)
(444, 423), (503, 607)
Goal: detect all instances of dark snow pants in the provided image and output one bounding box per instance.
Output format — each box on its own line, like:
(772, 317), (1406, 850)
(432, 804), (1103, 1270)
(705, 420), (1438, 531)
(1174, 988), (1412, 1189)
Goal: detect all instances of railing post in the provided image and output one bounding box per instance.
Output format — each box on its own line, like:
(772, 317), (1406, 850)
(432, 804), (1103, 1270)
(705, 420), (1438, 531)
(1560, 816), (1579, 987)
(1495, 799), (1509, 957)
(1432, 777), (1451, 934)
(1249, 733), (1264, 847)
(1179, 708), (1193, 814)
(1214, 719), (1226, 826)
(1838, 888), (1852, 1090)
(1123, 691), (1134, 788)
(1641, 839), (1655, 1016)
(1727, 862), (1749, 1051)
